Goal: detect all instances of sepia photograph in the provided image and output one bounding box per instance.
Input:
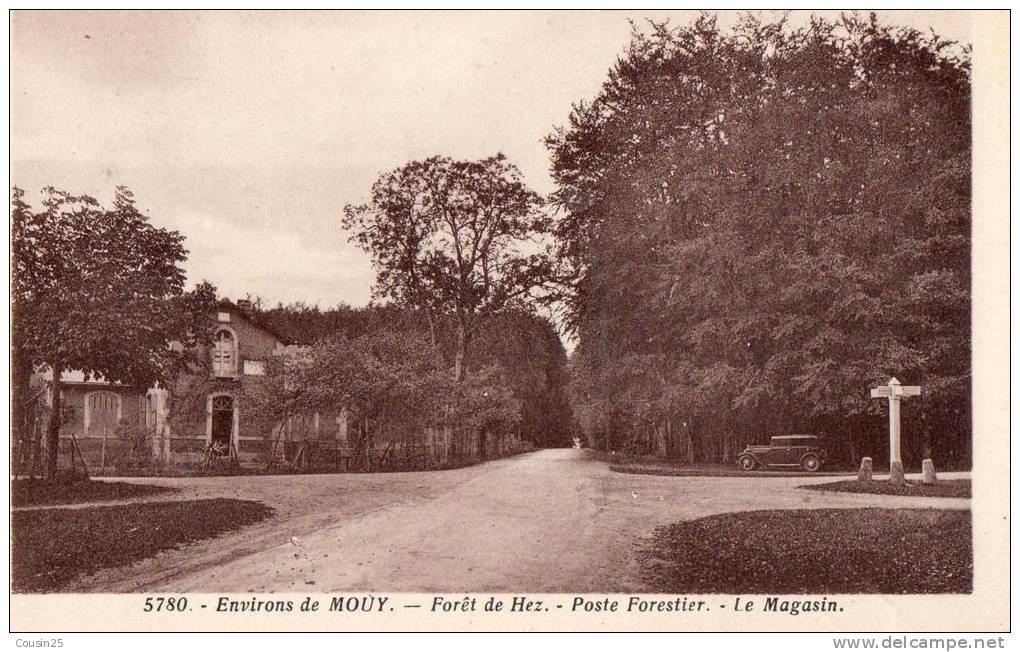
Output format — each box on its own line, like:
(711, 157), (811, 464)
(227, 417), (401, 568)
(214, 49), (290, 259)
(7, 7), (1010, 636)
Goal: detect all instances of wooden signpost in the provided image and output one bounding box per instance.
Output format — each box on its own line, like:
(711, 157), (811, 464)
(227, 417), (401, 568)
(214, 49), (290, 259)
(870, 377), (921, 485)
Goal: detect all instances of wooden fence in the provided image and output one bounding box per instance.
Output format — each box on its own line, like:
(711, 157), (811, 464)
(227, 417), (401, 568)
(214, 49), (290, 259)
(12, 424), (526, 477)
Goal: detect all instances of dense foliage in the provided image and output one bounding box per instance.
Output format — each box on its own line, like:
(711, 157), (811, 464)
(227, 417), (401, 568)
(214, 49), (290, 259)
(12, 186), (218, 477)
(547, 14), (971, 466)
(254, 302), (574, 447)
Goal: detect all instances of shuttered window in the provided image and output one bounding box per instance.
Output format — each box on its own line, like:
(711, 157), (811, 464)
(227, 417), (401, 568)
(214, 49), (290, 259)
(212, 329), (237, 377)
(86, 391), (121, 437)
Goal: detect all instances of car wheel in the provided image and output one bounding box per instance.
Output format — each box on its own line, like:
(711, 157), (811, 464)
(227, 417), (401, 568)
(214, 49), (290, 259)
(801, 454), (821, 472)
(738, 455), (757, 471)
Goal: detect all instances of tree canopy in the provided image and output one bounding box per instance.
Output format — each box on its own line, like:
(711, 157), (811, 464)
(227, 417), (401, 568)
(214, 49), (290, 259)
(12, 185), (218, 476)
(240, 328), (523, 469)
(253, 302), (574, 447)
(342, 154), (553, 381)
(547, 13), (971, 466)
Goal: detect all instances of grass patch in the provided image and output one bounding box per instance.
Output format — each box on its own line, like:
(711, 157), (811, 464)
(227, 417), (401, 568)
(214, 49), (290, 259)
(802, 479), (971, 498)
(611, 462), (849, 478)
(12, 478), (176, 508)
(12, 498), (274, 592)
(93, 449), (533, 478)
(642, 508), (971, 594)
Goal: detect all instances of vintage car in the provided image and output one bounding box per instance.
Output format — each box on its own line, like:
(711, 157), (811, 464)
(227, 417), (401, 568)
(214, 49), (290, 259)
(736, 434), (825, 472)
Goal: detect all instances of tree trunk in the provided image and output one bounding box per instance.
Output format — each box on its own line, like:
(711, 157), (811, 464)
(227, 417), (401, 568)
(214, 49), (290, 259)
(12, 344), (32, 434)
(45, 364), (62, 479)
(453, 322), (468, 382)
(424, 309), (446, 370)
(364, 418), (372, 472)
(665, 417), (673, 459)
(686, 419), (696, 463)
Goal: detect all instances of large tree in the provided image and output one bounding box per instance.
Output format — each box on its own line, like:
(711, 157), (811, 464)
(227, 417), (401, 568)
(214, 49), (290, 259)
(548, 14), (971, 466)
(342, 154), (552, 381)
(12, 186), (217, 478)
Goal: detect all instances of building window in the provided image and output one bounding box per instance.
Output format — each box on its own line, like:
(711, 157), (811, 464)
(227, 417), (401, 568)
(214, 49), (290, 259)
(85, 391), (122, 438)
(212, 328), (238, 377)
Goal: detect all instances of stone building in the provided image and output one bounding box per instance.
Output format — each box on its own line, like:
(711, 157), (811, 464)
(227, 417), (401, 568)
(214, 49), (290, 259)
(31, 299), (348, 472)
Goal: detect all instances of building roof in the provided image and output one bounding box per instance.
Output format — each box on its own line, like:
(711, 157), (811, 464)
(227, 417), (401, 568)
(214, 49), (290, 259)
(217, 299), (294, 346)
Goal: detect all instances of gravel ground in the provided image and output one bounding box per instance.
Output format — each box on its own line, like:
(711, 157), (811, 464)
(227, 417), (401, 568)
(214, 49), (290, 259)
(57, 448), (970, 593)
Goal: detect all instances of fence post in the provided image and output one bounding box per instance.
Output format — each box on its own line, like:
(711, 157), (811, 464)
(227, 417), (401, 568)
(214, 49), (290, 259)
(151, 423), (160, 460)
(100, 426), (107, 472)
(162, 424), (171, 464)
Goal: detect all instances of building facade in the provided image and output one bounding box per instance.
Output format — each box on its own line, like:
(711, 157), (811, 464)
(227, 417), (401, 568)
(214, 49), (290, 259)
(31, 299), (348, 472)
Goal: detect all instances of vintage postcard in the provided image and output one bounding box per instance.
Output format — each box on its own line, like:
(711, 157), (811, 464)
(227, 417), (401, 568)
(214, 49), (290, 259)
(8, 8), (1010, 636)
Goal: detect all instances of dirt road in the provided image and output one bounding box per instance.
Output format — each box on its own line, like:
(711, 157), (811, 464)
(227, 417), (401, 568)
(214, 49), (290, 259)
(74, 448), (968, 593)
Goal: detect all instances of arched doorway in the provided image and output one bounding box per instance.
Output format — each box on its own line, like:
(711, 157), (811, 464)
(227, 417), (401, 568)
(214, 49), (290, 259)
(209, 394), (235, 454)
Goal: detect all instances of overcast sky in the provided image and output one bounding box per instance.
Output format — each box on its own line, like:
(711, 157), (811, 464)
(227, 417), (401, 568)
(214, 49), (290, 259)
(10, 10), (971, 311)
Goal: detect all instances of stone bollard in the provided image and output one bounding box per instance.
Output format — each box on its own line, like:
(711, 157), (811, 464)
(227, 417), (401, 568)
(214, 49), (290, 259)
(922, 458), (937, 485)
(889, 460), (907, 486)
(858, 457), (873, 482)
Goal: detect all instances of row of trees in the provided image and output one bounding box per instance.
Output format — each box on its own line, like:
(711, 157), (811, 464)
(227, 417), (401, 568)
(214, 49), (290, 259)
(546, 14), (971, 466)
(247, 299), (573, 448)
(242, 329), (521, 469)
